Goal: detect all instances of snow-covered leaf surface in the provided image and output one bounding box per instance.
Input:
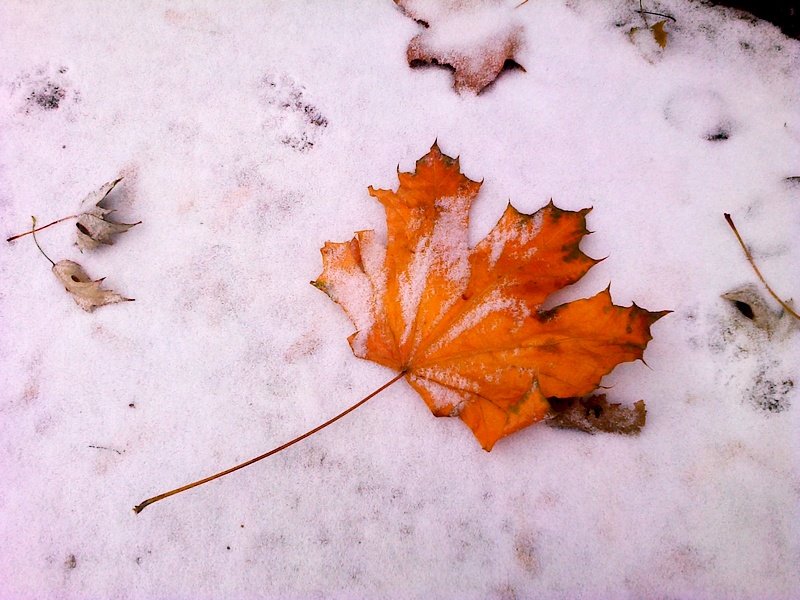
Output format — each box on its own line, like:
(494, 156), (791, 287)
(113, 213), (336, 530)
(1, 1), (798, 598)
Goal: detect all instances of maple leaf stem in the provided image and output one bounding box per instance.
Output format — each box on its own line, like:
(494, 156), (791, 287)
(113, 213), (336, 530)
(133, 370), (407, 514)
(724, 213), (800, 321)
(7, 214), (80, 242)
(30, 217), (55, 267)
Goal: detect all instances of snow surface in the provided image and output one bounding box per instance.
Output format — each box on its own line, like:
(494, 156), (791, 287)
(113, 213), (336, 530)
(1, 1), (799, 598)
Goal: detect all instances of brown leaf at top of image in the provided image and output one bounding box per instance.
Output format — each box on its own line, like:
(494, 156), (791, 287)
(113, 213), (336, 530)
(314, 144), (667, 450)
(52, 260), (133, 312)
(75, 177), (141, 251)
(395, 0), (524, 94)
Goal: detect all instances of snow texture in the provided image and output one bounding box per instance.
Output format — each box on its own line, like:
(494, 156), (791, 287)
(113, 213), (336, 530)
(1, 1), (799, 599)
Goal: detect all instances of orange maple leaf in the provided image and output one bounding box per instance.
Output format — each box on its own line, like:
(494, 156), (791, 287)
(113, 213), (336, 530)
(314, 144), (667, 450)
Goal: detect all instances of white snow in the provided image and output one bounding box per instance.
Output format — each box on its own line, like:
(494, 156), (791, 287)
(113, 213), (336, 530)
(1, 1), (799, 599)
(406, 0), (521, 55)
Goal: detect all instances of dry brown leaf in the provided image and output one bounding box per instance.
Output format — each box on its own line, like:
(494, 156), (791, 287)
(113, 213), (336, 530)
(52, 260), (133, 312)
(651, 20), (668, 48)
(396, 0), (524, 94)
(75, 177), (140, 251)
(546, 395), (646, 435)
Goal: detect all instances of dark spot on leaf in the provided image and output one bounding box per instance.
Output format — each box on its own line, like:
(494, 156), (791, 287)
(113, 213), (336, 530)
(71, 275), (80, 282)
(76, 222), (90, 235)
(561, 243), (584, 263)
(500, 59), (525, 74)
(733, 300), (755, 320)
(536, 307), (560, 322)
(539, 339), (561, 353)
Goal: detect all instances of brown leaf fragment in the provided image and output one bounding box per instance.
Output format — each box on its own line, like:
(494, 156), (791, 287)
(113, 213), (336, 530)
(397, 0), (524, 94)
(651, 20), (668, 48)
(546, 395), (646, 435)
(52, 260), (133, 312)
(75, 177), (140, 251)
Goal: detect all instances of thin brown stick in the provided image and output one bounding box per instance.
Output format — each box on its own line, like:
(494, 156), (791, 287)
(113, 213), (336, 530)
(635, 10), (676, 22)
(7, 214), (79, 242)
(133, 370), (407, 514)
(724, 213), (799, 321)
(638, 0), (648, 27)
(30, 217), (55, 267)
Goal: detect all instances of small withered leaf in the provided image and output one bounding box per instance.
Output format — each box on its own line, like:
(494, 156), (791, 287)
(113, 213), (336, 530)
(546, 395), (646, 435)
(75, 177), (140, 251)
(52, 260), (133, 312)
(651, 20), (668, 49)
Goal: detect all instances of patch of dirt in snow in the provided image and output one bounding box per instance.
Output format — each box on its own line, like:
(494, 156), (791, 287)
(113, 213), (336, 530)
(258, 73), (328, 153)
(684, 296), (796, 413)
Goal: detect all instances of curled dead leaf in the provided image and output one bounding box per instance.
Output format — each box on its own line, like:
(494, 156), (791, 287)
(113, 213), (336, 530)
(52, 260), (133, 312)
(76, 177), (140, 251)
